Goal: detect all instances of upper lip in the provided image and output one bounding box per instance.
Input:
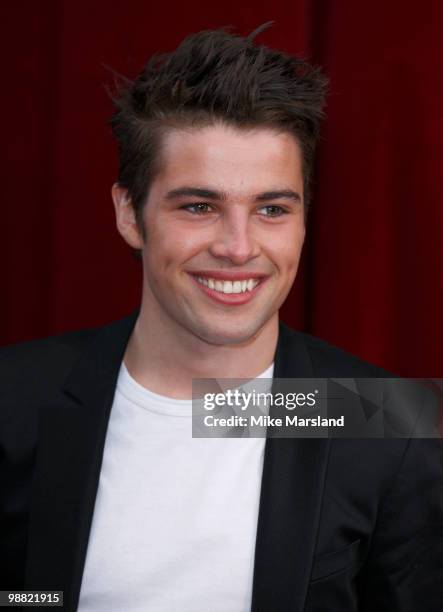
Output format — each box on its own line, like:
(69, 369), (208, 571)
(189, 271), (268, 281)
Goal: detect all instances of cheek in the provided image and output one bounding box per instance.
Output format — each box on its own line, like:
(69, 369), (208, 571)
(267, 226), (305, 272)
(282, 237), (303, 261)
(145, 223), (206, 272)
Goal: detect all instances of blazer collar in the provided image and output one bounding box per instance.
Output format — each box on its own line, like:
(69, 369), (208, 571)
(62, 310), (139, 402)
(274, 321), (315, 379)
(63, 315), (313, 400)
(25, 313), (329, 612)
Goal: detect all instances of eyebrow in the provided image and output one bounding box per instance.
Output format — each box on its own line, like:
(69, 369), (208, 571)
(255, 190), (301, 203)
(165, 186), (302, 203)
(165, 187), (226, 201)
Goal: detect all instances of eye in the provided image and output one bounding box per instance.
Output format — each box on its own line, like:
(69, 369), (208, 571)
(257, 205), (287, 217)
(180, 202), (213, 214)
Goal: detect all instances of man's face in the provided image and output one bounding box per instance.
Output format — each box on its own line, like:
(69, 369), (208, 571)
(128, 124), (305, 345)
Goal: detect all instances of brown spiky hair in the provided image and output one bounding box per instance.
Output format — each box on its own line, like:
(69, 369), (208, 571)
(110, 25), (328, 229)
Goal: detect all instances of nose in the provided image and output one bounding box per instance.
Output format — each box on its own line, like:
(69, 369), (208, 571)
(208, 209), (261, 265)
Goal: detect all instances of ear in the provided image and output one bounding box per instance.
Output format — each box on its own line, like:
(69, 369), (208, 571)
(112, 183), (144, 249)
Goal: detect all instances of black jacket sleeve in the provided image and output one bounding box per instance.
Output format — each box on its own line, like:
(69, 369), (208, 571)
(360, 435), (443, 611)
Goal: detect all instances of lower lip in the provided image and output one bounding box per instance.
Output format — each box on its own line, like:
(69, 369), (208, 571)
(190, 275), (266, 306)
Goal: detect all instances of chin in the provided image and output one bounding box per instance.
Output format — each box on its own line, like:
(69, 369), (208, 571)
(191, 317), (268, 347)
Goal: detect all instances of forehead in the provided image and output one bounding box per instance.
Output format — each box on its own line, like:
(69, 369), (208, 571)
(154, 124), (303, 198)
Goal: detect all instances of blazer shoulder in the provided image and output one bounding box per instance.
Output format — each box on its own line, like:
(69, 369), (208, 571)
(0, 326), (101, 399)
(281, 325), (441, 440)
(281, 323), (394, 378)
(0, 326), (99, 357)
(0, 310), (138, 401)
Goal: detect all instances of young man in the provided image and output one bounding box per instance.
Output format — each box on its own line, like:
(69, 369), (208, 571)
(1, 28), (442, 612)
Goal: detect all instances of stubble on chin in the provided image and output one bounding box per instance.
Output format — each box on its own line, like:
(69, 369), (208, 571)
(187, 311), (276, 348)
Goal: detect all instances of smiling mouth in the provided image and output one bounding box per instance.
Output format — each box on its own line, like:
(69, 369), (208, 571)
(188, 272), (267, 305)
(194, 276), (261, 294)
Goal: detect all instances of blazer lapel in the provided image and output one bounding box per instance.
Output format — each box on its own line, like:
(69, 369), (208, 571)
(251, 323), (331, 612)
(24, 312), (138, 611)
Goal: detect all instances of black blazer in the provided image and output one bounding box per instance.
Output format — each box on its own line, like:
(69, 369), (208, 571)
(1, 312), (442, 611)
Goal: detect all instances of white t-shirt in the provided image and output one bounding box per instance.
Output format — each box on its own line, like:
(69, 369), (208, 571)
(77, 362), (274, 612)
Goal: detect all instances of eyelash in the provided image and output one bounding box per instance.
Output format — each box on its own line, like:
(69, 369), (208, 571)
(180, 203), (288, 217)
(181, 203), (213, 215)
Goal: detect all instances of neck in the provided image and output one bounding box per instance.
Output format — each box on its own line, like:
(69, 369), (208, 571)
(124, 301), (279, 400)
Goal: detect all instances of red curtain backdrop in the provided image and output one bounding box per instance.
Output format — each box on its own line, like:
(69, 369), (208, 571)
(2, 1), (442, 377)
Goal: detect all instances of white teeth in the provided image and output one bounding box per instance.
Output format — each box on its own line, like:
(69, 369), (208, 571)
(196, 276), (260, 294)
